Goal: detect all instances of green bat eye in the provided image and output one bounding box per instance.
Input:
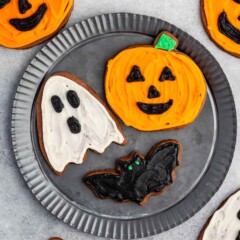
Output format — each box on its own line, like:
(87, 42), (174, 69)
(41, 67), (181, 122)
(128, 165), (133, 171)
(134, 160), (140, 166)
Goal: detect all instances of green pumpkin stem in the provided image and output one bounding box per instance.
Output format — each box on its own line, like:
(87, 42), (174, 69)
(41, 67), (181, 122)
(154, 32), (178, 51)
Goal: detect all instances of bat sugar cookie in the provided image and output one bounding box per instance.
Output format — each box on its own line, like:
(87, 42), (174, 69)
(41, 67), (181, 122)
(84, 140), (182, 205)
(36, 72), (126, 175)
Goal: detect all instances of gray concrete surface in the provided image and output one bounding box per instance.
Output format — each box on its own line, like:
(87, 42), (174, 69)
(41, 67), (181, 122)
(0, 0), (239, 239)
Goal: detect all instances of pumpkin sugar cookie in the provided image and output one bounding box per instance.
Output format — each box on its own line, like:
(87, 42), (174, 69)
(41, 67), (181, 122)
(201, 0), (240, 57)
(0, 0), (73, 49)
(105, 32), (207, 131)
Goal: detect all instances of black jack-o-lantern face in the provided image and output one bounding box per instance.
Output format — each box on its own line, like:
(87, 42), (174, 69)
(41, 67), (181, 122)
(0, 0), (73, 48)
(9, 0), (48, 32)
(127, 65), (175, 115)
(202, 0), (240, 56)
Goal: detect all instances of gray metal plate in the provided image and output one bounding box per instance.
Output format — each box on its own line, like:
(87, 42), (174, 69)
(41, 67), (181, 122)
(11, 13), (236, 239)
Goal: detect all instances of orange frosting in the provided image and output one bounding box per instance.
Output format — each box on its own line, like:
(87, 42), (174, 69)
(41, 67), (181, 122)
(105, 45), (207, 131)
(202, 0), (240, 55)
(0, 0), (73, 48)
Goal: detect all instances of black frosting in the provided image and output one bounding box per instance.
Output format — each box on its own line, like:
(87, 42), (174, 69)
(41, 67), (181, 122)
(127, 65), (145, 82)
(18, 0), (32, 14)
(84, 141), (181, 204)
(10, 3), (47, 31)
(0, 0), (10, 9)
(159, 67), (176, 82)
(237, 210), (240, 220)
(67, 116), (81, 134)
(148, 85), (160, 99)
(51, 95), (64, 113)
(236, 231), (240, 240)
(67, 90), (80, 108)
(137, 99), (173, 115)
(234, 0), (240, 3)
(218, 11), (240, 44)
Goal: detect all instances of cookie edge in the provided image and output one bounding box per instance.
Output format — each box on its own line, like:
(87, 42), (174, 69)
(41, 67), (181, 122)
(198, 189), (240, 240)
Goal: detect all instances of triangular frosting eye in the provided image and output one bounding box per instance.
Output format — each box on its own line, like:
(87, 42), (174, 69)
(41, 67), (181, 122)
(234, 0), (240, 4)
(127, 65), (145, 82)
(0, 0), (10, 9)
(159, 67), (176, 82)
(19, 0), (32, 14)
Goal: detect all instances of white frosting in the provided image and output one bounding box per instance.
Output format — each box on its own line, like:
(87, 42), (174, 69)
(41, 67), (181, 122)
(202, 190), (240, 240)
(41, 75), (125, 172)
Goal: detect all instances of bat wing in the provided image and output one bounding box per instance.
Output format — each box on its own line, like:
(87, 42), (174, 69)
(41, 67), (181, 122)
(146, 141), (181, 181)
(134, 169), (162, 202)
(83, 173), (124, 200)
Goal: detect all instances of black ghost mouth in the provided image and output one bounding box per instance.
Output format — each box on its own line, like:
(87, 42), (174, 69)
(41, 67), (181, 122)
(9, 3), (47, 32)
(137, 100), (173, 115)
(218, 11), (240, 44)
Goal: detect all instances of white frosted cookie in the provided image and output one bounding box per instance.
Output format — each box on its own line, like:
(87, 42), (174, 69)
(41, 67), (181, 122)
(36, 72), (126, 175)
(199, 190), (240, 240)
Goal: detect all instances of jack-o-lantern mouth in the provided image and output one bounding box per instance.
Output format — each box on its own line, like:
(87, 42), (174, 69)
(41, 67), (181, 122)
(9, 3), (47, 32)
(137, 100), (173, 115)
(218, 11), (240, 44)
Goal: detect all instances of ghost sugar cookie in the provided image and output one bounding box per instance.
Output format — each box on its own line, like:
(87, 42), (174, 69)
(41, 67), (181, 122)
(84, 139), (182, 205)
(0, 0), (73, 49)
(199, 189), (240, 240)
(105, 32), (207, 132)
(36, 72), (126, 175)
(201, 0), (240, 57)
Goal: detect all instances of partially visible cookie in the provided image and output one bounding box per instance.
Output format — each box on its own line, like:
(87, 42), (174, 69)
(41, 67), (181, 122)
(201, 0), (240, 57)
(84, 139), (182, 205)
(0, 0), (73, 49)
(36, 72), (126, 175)
(199, 189), (240, 240)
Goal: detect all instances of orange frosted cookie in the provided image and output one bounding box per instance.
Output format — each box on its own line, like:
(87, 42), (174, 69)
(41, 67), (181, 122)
(201, 0), (240, 57)
(0, 0), (73, 49)
(105, 32), (207, 132)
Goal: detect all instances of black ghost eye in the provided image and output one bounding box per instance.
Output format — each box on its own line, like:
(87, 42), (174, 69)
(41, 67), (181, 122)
(236, 231), (240, 240)
(51, 95), (64, 113)
(237, 210), (240, 220)
(234, 0), (240, 3)
(159, 67), (176, 82)
(19, 0), (32, 14)
(127, 65), (145, 82)
(67, 90), (80, 108)
(67, 117), (81, 134)
(0, 0), (10, 9)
